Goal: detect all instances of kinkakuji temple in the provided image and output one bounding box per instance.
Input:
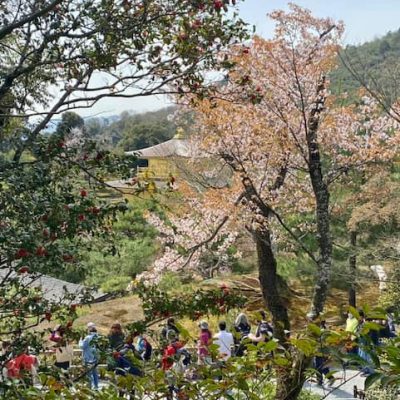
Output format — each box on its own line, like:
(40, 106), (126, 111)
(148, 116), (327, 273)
(125, 128), (191, 182)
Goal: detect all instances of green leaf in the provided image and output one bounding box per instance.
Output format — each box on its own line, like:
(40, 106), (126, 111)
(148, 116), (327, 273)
(307, 323), (322, 336)
(348, 306), (360, 319)
(237, 377), (249, 390)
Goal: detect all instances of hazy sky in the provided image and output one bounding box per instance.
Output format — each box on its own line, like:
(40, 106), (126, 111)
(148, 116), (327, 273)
(78, 0), (400, 118)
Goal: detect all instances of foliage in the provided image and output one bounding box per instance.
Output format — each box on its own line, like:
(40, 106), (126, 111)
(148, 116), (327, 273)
(96, 107), (178, 151)
(365, 385), (398, 400)
(298, 391), (322, 400)
(72, 198), (158, 290)
(331, 28), (400, 104)
(379, 266), (400, 311)
(56, 112), (85, 136)
(127, 281), (247, 332)
(0, 0), (248, 397)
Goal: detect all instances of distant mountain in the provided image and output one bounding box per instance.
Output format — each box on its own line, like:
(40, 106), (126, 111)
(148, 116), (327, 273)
(331, 29), (400, 103)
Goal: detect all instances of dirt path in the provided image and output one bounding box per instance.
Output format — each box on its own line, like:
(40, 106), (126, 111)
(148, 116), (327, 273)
(75, 295), (143, 334)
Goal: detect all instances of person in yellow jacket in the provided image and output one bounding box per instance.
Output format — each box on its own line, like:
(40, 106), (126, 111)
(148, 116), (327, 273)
(345, 313), (359, 355)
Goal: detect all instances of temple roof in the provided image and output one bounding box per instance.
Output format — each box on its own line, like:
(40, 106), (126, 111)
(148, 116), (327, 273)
(125, 129), (192, 158)
(0, 269), (107, 304)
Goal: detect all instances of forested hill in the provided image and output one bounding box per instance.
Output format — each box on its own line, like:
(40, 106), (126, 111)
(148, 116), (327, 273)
(331, 28), (400, 98)
(85, 106), (178, 152)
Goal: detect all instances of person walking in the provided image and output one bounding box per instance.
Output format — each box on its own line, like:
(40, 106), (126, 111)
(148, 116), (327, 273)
(79, 322), (99, 390)
(160, 317), (180, 348)
(234, 313), (251, 337)
(234, 313), (251, 356)
(213, 321), (234, 361)
(49, 325), (74, 372)
(197, 321), (212, 365)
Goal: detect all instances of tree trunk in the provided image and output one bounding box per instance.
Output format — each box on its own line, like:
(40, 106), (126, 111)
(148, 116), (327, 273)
(254, 228), (308, 400)
(255, 227), (290, 340)
(348, 231), (357, 307)
(306, 77), (333, 318)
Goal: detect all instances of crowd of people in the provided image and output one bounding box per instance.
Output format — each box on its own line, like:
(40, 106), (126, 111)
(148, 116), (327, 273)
(46, 312), (274, 393)
(0, 309), (396, 395)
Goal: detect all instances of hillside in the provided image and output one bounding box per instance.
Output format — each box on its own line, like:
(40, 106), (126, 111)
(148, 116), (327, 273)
(331, 28), (400, 101)
(85, 106), (178, 151)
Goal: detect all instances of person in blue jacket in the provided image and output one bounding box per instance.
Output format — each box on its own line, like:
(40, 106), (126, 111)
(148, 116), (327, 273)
(79, 322), (100, 390)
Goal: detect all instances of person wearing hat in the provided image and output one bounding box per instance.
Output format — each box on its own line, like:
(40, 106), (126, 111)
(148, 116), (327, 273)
(79, 322), (99, 390)
(197, 321), (212, 365)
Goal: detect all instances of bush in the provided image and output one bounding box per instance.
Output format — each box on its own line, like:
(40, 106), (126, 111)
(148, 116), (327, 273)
(379, 266), (400, 311)
(365, 386), (398, 400)
(299, 390), (322, 400)
(101, 275), (132, 292)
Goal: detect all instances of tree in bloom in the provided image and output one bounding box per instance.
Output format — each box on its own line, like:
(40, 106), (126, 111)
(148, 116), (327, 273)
(144, 5), (400, 399)
(139, 186), (241, 282)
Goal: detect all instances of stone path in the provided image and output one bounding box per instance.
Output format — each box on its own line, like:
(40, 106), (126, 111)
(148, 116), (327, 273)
(305, 369), (365, 399)
(81, 366), (366, 399)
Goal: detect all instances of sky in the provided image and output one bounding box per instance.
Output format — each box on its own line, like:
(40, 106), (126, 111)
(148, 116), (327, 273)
(78, 0), (400, 118)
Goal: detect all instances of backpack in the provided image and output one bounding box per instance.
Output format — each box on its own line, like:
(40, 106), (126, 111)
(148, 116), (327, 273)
(176, 348), (191, 366)
(259, 321), (273, 336)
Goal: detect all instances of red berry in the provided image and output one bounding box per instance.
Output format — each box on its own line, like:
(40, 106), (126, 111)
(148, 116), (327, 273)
(80, 189), (88, 197)
(17, 266), (29, 274)
(90, 207), (100, 215)
(16, 248), (29, 259)
(214, 0), (223, 10)
(35, 246), (48, 257)
(78, 214), (85, 221)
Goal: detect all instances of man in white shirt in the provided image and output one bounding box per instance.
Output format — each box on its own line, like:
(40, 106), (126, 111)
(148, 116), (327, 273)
(213, 321), (234, 361)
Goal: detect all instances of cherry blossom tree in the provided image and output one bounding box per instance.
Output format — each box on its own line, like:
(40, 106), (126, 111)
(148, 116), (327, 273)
(143, 5), (400, 399)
